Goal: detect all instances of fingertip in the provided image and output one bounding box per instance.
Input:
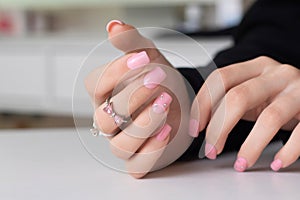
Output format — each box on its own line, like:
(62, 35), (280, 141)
(156, 123), (172, 142)
(107, 20), (136, 38)
(152, 92), (173, 114)
(189, 97), (202, 134)
(189, 118), (199, 137)
(190, 98), (199, 118)
(106, 19), (125, 32)
(143, 67), (166, 89)
(127, 51), (150, 69)
(107, 20), (137, 45)
(234, 157), (248, 172)
(106, 20), (161, 60)
(129, 172), (147, 179)
(270, 159), (283, 172)
(205, 143), (217, 160)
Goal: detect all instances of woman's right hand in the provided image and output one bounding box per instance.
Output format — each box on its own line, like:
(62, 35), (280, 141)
(85, 20), (193, 178)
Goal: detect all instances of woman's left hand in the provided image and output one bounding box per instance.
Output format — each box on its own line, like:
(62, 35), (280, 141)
(190, 56), (300, 172)
(85, 21), (192, 178)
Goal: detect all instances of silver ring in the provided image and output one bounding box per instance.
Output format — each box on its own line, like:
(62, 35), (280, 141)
(90, 122), (117, 137)
(103, 96), (129, 126)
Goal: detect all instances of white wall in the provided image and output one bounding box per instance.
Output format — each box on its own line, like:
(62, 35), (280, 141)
(0, 35), (232, 117)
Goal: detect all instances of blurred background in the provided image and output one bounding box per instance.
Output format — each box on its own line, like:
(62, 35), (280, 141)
(0, 0), (254, 129)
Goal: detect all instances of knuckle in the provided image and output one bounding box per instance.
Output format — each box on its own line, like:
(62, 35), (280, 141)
(256, 55), (270, 62)
(277, 64), (299, 78)
(210, 68), (222, 78)
(255, 56), (273, 65)
(226, 85), (248, 107)
(217, 68), (230, 88)
(261, 106), (284, 127)
(206, 68), (230, 92)
(210, 68), (227, 82)
(253, 56), (279, 72)
(207, 69), (220, 84)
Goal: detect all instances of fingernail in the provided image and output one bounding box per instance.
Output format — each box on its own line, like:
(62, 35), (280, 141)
(152, 92), (173, 114)
(234, 157), (248, 172)
(189, 119), (199, 137)
(127, 51), (150, 69)
(156, 124), (172, 141)
(205, 143), (217, 160)
(143, 67), (166, 89)
(106, 20), (124, 32)
(270, 159), (282, 172)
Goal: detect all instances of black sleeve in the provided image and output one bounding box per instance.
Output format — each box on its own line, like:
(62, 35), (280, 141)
(178, 0), (299, 161)
(214, 0), (300, 68)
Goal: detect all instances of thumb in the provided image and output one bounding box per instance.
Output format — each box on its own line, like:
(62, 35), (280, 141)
(106, 20), (170, 65)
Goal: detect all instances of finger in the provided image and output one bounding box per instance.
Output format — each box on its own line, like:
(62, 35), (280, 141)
(106, 20), (170, 65)
(271, 122), (300, 171)
(125, 123), (172, 179)
(94, 65), (167, 134)
(189, 56), (279, 137)
(234, 92), (300, 172)
(85, 51), (150, 105)
(109, 92), (172, 160)
(205, 69), (289, 159)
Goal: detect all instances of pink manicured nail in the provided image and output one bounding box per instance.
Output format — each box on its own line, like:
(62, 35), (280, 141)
(234, 157), (248, 172)
(152, 92), (173, 114)
(270, 159), (282, 172)
(106, 20), (124, 32)
(156, 124), (172, 141)
(143, 67), (166, 89)
(205, 143), (217, 160)
(127, 51), (150, 69)
(189, 119), (199, 137)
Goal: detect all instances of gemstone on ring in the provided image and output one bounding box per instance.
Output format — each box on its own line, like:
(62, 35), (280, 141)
(103, 102), (113, 114)
(103, 97), (129, 126)
(90, 122), (117, 137)
(90, 122), (100, 136)
(90, 127), (99, 136)
(114, 115), (127, 126)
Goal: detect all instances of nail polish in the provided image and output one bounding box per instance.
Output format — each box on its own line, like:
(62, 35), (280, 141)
(205, 143), (217, 160)
(106, 20), (124, 32)
(127, 51), (150, 69)
(270, 159), (282, 172)
(152, 92), (173, 114)
(156, 124), (172, 141)
(234, 157), (248, 172)
(143, 67), (166, 89)
(189, 119), (199, 137)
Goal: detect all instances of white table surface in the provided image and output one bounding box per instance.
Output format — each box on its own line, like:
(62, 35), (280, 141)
(1, 128), (299, 200)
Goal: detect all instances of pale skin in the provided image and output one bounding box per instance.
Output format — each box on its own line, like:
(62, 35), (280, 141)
(85, 20), (192, 178)
(85, 20), (300, 178)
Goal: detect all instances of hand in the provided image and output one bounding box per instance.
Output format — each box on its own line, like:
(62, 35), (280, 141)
(190, 56), (300, 172)
(85, 20), (192, 178)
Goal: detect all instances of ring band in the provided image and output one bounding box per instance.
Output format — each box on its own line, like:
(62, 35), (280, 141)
(90, 122), (117, 137)
(103, 96), (129, 126)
